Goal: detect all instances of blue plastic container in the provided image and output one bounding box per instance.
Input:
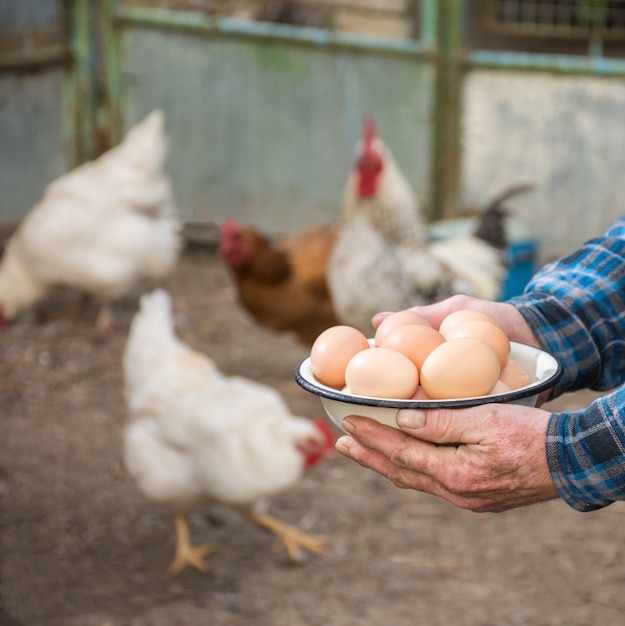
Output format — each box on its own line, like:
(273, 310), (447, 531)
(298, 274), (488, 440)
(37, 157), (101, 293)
(500, 239), (537, 300)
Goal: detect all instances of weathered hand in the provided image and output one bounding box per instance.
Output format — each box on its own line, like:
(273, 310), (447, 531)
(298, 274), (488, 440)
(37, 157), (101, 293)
(373, 294), (541, 350)
(336, 403), (560, 513)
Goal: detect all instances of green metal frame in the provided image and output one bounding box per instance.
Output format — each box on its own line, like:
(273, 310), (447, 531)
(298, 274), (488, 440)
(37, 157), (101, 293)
(2, 0), (622, 222)
(64, 0), (121, 165)
(62, 0), (625, 222)
(468, 49), (625, 77)
(65, 0), (94, 166)
(67, 0), (447, 212)
(465, 0), (625, 77)
(111, 2), (436, 57)
(432, 0), (463, 220)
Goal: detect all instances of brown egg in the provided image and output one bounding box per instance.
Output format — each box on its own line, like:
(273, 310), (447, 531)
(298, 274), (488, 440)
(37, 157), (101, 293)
(374, 311), (431, 346)
(489, 380), (512, 395)
(411, 385), (431, 400)
(310, 325), (369, 388)
(442, 319), (511, 369)
(438, 310), (503, 336)
(345, 347), (419, 399)
(420, 337), (501, 399)
(499, 359), (531, 390)
(377, 324), (446, 370)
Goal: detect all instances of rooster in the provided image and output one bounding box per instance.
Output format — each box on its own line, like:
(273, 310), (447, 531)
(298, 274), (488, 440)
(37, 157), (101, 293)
(328, 118), (532, 334)
(217, 219), (340, 346)
(122, 289), (335, 575)
(0, 110), (181, 332)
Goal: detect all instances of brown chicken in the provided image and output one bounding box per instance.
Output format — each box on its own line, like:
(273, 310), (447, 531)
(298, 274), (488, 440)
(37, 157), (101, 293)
(217, 219), (340, 346)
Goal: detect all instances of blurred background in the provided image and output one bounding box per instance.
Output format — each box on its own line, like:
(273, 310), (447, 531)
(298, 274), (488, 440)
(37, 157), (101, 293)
(2, 0), (625, 276)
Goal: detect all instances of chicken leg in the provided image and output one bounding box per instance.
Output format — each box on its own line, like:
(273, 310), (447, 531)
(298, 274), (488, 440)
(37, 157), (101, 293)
(169, 513), (215, 575)
(95, 302), (116, 334)
(249, 510), (326, 562)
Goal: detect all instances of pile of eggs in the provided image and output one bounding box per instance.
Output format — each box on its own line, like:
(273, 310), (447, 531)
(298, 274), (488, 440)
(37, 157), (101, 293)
(309, 310), (531, 400)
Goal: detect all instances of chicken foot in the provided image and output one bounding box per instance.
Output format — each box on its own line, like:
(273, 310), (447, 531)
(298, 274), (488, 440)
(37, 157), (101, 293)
(169, 513), (215, 575)
(249, 510), (326, 562)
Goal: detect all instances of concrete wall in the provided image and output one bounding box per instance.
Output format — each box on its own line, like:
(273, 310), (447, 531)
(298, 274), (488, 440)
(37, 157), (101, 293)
(118, 25), (434, 232)
(461, 69), (625, 265)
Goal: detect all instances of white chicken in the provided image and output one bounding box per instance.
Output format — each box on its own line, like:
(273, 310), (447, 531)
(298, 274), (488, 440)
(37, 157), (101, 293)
(328, 118), (531, 334)
(0, 110), (181, 331)
(122, 289), (334, 575)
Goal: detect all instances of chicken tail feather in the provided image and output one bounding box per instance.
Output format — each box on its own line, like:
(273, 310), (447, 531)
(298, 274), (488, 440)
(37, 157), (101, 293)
(473, 182), (535, 250)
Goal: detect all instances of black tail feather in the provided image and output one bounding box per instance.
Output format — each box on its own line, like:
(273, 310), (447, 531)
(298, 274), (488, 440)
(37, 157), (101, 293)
(473, 183), (534, 250)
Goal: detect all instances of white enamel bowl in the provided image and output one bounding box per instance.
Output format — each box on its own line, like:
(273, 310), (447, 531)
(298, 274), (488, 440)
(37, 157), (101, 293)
(295, 341), (562, 432)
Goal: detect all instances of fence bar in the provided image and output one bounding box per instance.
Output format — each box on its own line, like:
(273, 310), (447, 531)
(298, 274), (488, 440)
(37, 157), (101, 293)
(113, 4), (435, 59)
(469, 49), (625, 77)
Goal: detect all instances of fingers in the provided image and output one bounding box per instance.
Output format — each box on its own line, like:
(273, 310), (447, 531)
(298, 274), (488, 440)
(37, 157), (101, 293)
(372, 296), (485, 334)
(406, 295), (478, 329)
(396, 406), (490, 445)
(339, 415), (457, 478)
(371, 312), (394, 328)
(336, 408), (557, 513)
(335, 431), (448, 495)
(335, 433), (411, 484)
(373, 297), (540, 350)
(335, 427), (484, 509)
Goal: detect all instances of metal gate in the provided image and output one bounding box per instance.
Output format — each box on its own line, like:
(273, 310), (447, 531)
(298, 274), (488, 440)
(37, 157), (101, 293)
(0, 0), (445, 235)
(3, 0), (624, 266)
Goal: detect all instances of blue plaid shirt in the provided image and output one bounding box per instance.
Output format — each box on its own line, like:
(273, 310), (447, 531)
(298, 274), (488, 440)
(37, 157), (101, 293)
(509, 216), (625, 511)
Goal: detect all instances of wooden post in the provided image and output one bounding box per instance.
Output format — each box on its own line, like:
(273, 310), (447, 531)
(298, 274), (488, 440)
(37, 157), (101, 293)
(431, 0), (463, 220)
(65, 0), (121, 166)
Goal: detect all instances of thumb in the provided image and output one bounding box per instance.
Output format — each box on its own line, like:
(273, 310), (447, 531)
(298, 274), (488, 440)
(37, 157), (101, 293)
(396, 406), (487, 445)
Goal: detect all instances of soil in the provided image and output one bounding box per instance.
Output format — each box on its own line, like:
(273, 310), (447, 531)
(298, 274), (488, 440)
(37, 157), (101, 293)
(2, 243), (625, 626)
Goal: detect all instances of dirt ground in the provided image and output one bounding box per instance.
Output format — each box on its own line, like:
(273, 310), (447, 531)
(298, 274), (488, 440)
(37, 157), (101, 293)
(2, 243), (625, 626)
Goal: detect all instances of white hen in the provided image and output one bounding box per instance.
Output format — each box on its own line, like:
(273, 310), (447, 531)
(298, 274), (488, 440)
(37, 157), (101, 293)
(328, 119), (530, 334)
(122, 289), (334, 575)
(0, 110), (181, 331)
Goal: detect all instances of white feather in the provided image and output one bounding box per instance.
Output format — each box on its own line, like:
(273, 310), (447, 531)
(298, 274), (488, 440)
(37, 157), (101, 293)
(0, 110), (182, 319)
(122, 289), (322, 514)
(329, 134), (506, 334)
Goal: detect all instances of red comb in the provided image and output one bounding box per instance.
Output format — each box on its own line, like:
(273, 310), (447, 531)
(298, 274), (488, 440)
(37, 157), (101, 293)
(363, 117), (376, 148)
(222, 218), (239, 236)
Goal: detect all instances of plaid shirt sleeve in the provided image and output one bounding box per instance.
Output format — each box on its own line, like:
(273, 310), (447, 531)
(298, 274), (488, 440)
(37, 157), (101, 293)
(507, 216), (625, 511)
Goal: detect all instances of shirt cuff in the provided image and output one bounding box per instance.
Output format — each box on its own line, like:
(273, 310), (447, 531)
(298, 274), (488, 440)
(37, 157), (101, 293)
(546, 403), (625, 511)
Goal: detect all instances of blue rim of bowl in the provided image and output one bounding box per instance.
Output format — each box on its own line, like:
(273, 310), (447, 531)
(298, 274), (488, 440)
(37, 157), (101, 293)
(294, 349), (563, 410)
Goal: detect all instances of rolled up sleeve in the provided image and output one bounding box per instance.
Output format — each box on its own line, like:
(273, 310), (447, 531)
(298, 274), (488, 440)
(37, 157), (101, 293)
(508, 216), (625, 510)
(547, 391), (625, 511)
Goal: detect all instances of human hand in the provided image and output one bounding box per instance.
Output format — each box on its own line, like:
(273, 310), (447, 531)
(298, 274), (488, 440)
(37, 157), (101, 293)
(335, 404), (560, 513)
(373, 294), (541, 351)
